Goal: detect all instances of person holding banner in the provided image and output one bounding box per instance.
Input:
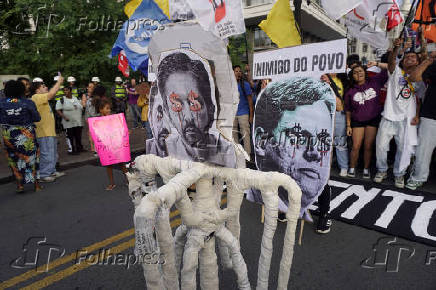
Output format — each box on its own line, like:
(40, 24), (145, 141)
(320, 73), (349, 177)
(344, 64), (388, 179)
(96, 99), (129, 190)
(374, 38), (421, 188)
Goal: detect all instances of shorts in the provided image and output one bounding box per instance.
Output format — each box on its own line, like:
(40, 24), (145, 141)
(351, 115), (381, 128)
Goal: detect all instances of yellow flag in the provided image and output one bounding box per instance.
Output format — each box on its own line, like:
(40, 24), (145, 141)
(258, 0), (301, 48)
(124, 0), (170, 19)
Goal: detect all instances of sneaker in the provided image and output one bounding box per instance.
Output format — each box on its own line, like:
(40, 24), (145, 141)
(363, 169), (370, 179)
(277, 212), (287, 222)
(405, 180), (423, 190)
(374, 171), (387, 183)
(395, 176), (405, 189)
(316, 214), (332, 234)
(51, 171), (66, 178)
(339, 168), (347, 177)
(347, 169), (355, 178)
(39, 176), (56, 183)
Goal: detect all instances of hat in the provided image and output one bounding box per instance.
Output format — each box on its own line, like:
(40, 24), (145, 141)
(115, 77), (123, 82)
(67, 76), (76, 82)
(32, 77), (44, 83)
(91, 77), (100, 82)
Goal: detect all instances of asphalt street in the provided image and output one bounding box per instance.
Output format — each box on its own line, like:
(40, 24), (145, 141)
(0, 164), (435, 289)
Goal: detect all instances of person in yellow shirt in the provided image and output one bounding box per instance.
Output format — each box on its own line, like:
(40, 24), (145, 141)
(30, 76), (66, 182)
(136, 82), (152, 139)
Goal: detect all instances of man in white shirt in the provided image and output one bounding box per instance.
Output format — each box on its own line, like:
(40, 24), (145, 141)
(374, 38), (421, 188)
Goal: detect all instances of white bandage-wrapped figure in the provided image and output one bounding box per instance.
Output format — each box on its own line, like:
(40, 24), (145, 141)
(127, 154), (302, 290)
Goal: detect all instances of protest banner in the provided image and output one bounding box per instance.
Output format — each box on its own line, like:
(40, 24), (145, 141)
(247, 77), (336, 218)
(252, 39), (347, 81)
(88, 114), (131, 166)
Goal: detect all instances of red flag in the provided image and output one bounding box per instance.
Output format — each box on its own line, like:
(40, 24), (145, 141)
(118, 50), (129, 77)
(386, 2), (403, 31)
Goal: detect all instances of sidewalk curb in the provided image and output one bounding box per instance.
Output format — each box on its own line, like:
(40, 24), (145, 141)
(0, 148), (145, 185)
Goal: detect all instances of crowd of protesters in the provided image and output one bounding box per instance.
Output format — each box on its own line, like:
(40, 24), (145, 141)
(0, 74), (152, 192)
(233, 37), (436, 194)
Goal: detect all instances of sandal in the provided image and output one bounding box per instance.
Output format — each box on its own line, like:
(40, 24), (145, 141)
(16, 187), (24, 193)
(34, 185), (44, 192)
(105, 184), (117, 191)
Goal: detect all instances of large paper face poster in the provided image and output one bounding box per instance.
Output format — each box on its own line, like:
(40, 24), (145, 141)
(147, 22), (238, 168)
(88, 114), (131, 166)
(247, 77), (336, 217)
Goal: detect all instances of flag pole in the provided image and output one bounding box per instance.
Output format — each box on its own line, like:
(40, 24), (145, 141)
(400, 0), (419, 36)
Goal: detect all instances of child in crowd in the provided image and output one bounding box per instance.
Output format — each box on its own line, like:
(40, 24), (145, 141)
(97, 99), (128, 190)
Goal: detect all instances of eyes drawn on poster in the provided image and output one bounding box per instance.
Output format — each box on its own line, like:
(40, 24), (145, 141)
(151, 49), (236, 167)
(247, 77), (336, 217)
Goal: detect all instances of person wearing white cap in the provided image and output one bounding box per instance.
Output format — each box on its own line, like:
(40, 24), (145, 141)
(91, 77), (100, 85)
(32, 77), (44, 83)
(30, 75), (66, 182)
(67, 76), (79, 99)
(111, 76), (127, 115)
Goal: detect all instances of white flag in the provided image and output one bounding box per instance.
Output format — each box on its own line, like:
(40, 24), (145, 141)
(344, 10), (390, 49)
(321, 0), (363, 20)
(185, 0), (246, 39)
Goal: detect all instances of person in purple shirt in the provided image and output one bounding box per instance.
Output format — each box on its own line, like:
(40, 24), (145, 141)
(344, 64), (388, 179)
(127, 78), (141, 128)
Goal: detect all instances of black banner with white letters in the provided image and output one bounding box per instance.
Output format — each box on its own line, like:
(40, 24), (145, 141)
(310, 178), (436, 247)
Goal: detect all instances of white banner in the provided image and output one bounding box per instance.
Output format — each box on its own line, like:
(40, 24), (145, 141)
(252, 39), (347, 81)
(321, 0), (362, 20)
(344, 10), (390, 49)
(185, 0), (245, 39)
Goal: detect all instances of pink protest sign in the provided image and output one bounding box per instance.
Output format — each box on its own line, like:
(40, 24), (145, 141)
(88, 113), (131, 166)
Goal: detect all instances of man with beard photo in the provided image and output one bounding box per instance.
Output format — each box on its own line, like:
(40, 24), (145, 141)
(146, 84), (169, 157)
(156, 50), (236, 167)
(251, 77), (335, 228)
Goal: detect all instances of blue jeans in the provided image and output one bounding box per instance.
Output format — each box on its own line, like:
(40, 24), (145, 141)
(335, 112), (349, 170)
(37, 136), (57, 178)
(129, 103), (142, 128)
(409, 117), (436, 182)
(375, 117), (407, 177)
(142, 121), (153, 139)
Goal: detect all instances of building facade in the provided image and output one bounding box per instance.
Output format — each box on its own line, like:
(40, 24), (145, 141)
(241, 0), (377, 66)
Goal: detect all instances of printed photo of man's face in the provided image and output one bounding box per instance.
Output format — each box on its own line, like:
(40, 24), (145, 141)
(162, 72), (210, 145)
(149, 84), (169, 151)
(157, 50), (216, 148)
(254, 77), (335, 214)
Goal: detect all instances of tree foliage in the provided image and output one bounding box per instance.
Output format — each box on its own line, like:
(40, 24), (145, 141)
(228, 33), (249, 67)
(0, 0), (129, 88)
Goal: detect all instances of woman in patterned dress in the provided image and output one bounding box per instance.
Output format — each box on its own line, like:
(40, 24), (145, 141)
(0, 80), (42, 192)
